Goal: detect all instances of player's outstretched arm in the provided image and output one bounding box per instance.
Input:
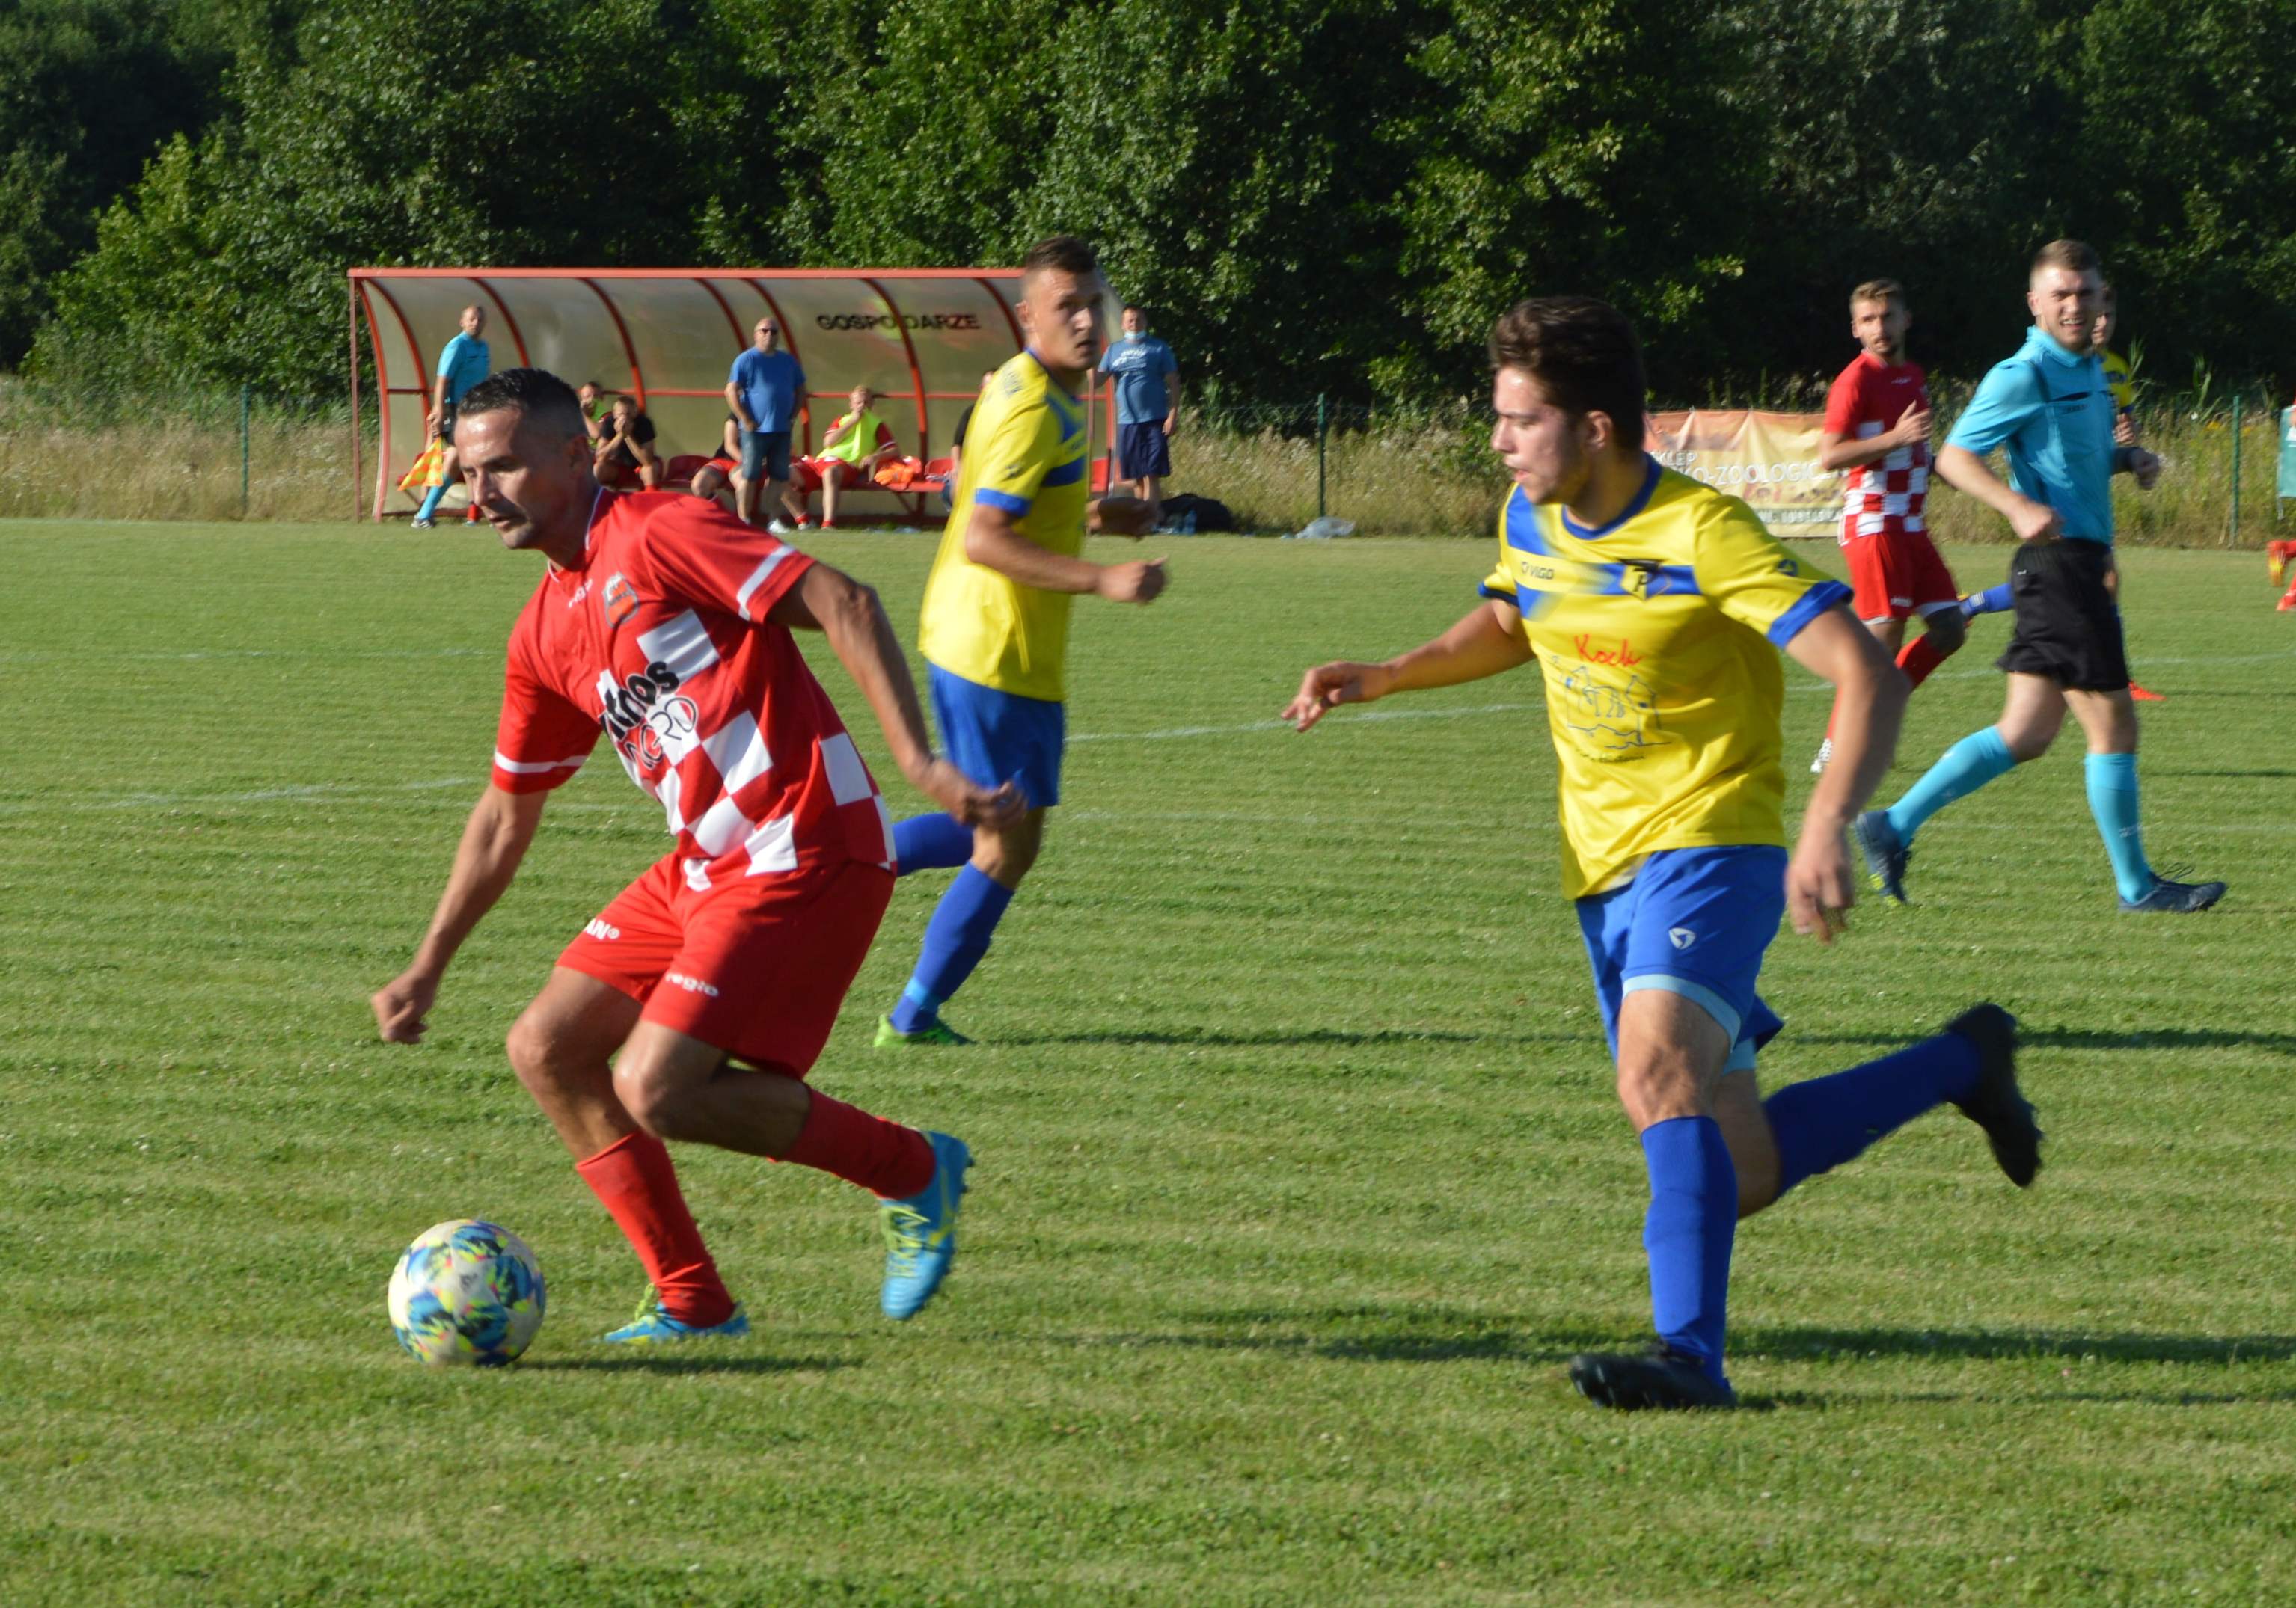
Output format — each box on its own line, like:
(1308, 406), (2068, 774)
(1284, 599), (1532, 731)
(1782, 607), (1908, 944)
(964, 501), (1166, 604)
(373, 785), (549, 1043)
(771, 563), (1025, 831)
(1935, 444), (2060, 541)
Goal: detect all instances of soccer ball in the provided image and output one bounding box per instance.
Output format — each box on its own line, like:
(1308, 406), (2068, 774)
(387, 1219), (546, 1366)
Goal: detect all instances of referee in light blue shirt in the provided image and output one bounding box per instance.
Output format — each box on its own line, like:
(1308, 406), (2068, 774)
(1853, 239), (2223, 914)
(414, 304), (491, 527)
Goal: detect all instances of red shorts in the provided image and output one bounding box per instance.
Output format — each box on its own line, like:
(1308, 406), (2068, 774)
(1840, 527), (1959, 622)
(558, 854), (893, 1074)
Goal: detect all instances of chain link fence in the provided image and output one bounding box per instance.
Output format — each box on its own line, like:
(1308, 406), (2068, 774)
(1, 373), (2289, 543)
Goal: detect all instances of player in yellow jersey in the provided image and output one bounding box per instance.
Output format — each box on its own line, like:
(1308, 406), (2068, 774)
(875, 236), (1166, 1046)
(1285, 297), (2042, 1410)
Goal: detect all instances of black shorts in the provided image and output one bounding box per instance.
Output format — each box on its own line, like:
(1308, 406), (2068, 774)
(1997, 538), (2129, 692)
(435, 405), (457, 443)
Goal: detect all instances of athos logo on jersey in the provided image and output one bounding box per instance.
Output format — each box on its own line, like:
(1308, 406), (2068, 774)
(596, 660), (699, 771)
(1668, 927), (1697, 951)
(664, 971), (720, 998)
(582, 918), (621, 942)
(601, 574), (639, 628)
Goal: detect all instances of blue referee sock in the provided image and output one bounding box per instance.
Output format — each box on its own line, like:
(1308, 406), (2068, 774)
(1763, 1031), (1981, 1197)
(1959, 581), (2012, 620)
(1640, 1116), (1736, 1386)
(888, 865), (1013, 1034)
(2084, 752), (2155, 902)
(414, 484), (449, 521)
(1885, 726), (2015, 845)
(892, 813), (974, 877)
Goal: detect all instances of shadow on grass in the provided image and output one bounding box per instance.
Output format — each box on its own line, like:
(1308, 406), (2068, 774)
(999, 1028), (1499, 1049)
(521, 1354), (859, 1377)
(2152, 768), (2296, 779)
(1068, 1308), (2296, 1404)
(1790, 1028), (2296, 1057)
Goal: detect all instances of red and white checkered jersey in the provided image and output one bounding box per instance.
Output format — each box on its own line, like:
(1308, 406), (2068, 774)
(491, 489), (896, 883)
(1824, 353), (1931, 541)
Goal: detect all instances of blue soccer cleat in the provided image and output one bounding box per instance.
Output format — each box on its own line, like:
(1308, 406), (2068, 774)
(878, 1132), (971, 1321)
(2119, 874), (2226, 914)
(599, 1287), (750, 1345)
(1852, 808), (1913, 903)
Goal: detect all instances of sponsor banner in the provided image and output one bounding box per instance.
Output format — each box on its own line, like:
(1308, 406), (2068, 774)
(1648, 410), (1842, 539)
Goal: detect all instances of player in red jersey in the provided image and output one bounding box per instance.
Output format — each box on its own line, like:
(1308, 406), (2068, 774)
(371, 368), (1023, 1340)
(1810, 280), (1968, 772)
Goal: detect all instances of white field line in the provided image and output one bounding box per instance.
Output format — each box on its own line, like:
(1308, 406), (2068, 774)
(0, 647), (491, 665)
(6, 642), (2286, 817)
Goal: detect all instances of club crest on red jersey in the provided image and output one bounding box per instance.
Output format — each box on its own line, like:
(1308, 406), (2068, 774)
(601, 573), (640, 628)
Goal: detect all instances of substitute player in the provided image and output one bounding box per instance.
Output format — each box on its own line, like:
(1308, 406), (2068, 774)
(372, 368), (1021, 1339)
(1285, 298), (2042, 1411)
(1808, 280), (1966, 773)
(1854, 242), (2222, 914)
(873, 236), (1163, 1046)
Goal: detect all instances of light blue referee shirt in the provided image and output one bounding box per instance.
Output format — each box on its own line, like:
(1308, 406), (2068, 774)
(435, 334), (491, 407)
(1945, 325), (2120, 544)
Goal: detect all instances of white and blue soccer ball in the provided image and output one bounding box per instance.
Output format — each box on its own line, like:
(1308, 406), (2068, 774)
(387, 1219), (546, 1366)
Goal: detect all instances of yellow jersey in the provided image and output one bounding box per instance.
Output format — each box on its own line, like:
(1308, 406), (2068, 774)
(918, 352), (1090, 702)
(1479, 459), (1852, 899)
(2100, 347), (2135, 412)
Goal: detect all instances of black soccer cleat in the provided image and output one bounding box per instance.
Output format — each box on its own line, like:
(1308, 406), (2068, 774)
(2118, 874), (2226, 914)
(1943, 1004), (2041, 1188)
(1568, 1345), (1738, 1411)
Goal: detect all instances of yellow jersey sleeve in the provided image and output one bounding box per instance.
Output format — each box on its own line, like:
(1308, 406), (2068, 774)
(2101, 349), (2136, 411)
(1690, 500), (1853, 648)
(969, 396), (1067, 518)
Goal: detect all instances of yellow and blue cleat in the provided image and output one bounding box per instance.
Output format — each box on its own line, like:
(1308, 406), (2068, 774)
(599, 1286), (750, 1345)
(878, 1132), (971, 1320)
(873, 1014), (972, 1048)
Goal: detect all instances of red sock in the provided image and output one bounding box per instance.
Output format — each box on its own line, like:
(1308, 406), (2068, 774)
(783, 1092), (934, 1199)
(574, 1132), (735, 1327)
(1897, 633), (1947, 690)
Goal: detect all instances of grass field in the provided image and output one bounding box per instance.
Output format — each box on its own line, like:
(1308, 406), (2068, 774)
(4, 521), (2294, 1606)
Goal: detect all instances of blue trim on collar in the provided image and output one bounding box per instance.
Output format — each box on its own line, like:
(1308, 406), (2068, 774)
(1024, 349), (1083, 408)
(1502, 486), (1548, 553)
(2023, 324), (2096, 369)
(1560, 455), (1662, 540)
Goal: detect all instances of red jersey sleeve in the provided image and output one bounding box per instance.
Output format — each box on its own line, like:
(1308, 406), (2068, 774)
(492, 611), (601, 794)
(1822, 363), (1866, 435)
(631, 494), (817, 624)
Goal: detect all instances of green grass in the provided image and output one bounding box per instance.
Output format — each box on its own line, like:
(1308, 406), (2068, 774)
(2, 522), (2293, 1605)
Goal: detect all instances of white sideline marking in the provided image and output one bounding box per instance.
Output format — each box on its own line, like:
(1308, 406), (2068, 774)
(0, 647), (490, 664)
(1071, 700), (1543, 745)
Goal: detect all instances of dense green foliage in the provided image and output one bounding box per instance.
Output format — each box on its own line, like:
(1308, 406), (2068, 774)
(19, 0), (2296, 402)
(4, 525), (2295, 1602)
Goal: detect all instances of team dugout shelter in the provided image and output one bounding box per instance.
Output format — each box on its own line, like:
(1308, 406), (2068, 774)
(348, 268), (1124, 522)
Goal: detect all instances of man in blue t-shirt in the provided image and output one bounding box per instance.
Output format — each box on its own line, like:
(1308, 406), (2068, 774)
(725, 316), (806, 531)
(414, 305), (490, 527)
(1096, 305), (1181, 525)
(1853, 239), (2223, 915)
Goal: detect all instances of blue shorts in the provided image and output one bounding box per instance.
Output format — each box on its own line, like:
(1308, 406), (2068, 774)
(928, 664), (1064, 809)
(1118, 422), (1171, 479)
(739, 429), (792, 484)
(1575, 845), (1788, 1074)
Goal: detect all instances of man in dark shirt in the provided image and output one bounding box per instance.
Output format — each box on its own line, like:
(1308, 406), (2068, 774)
(594, 393), (663, 490)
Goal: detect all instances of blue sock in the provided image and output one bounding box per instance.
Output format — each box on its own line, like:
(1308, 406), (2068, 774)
(1885, 726), (2015, 844)
(2084, 752), (2154, 902)
(887, 865), (1014, 1033)
(1959, 581), (2012, 620)
(1639, 1117), (1736, 1385)
(892, 813), (973, 877)
(415, 484), (448, 521)
(1763, 1031), (1981, 1197)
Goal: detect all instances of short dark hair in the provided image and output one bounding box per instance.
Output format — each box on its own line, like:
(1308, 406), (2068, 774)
(1121, 302), (1144, 316)
(457, 368), (586, 441)
(1021, 235), (1098, 281)
(2032, 239), (2101, 277)
(1851, 278), (1906, 311)
(1487, 296), (1647, 450)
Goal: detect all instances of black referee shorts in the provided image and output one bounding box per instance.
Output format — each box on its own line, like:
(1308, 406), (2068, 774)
(1997, 538), (2129, 692)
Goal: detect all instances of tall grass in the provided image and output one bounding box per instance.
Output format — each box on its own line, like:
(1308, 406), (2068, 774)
(0, 374), (2286, 541)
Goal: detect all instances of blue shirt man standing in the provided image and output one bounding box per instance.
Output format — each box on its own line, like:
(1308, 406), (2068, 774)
(726, 316), (806, 531)
(414, 304), (489, 527)
(1854, 239), (2223, 914)
(1095, 305), (1181, 525)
